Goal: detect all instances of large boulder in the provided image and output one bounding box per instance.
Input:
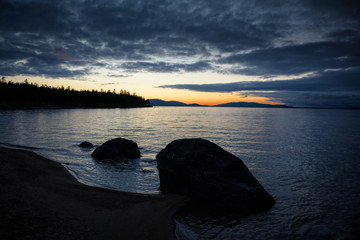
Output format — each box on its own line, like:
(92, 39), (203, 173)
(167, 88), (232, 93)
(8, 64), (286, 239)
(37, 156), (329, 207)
(91, 138), (140, 160)
(156, 138), (275, 212)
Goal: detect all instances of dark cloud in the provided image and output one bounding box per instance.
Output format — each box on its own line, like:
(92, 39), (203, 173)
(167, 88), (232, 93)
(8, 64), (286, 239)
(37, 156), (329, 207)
(0, 0), (293, 77)
(121, 61), (211, 73)
(101, 82), (119, 86)
(260, 92), (360, 108)
(107, 74), (130, 78)
(221, 40), (360, 76)
(301, 0), (360, 16)
(1, 0), (358, 71)
(160, 69), (360, 92)
(0, 1), (68, 33)
(53, 47), (77, 61)
(325, 29), (360, 42)
(1, 0), (359, 107)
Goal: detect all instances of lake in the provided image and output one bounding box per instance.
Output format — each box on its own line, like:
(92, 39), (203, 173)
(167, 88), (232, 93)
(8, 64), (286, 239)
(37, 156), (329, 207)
(0, 107), (359, 239)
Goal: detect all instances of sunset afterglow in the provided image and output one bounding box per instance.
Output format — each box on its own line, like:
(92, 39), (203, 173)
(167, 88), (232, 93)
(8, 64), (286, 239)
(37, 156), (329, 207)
(1, 0), (359, 108)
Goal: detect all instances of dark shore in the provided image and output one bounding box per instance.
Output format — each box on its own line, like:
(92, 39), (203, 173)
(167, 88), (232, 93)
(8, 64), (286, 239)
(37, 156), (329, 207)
(0, 147), (188, 240)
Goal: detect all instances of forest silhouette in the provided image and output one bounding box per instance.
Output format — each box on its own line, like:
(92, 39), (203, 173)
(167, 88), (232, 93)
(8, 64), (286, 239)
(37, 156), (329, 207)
(0, 77), (150, 109)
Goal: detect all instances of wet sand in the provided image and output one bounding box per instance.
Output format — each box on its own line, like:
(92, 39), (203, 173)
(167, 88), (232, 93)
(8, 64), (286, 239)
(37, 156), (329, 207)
(0, 147), (188, 240)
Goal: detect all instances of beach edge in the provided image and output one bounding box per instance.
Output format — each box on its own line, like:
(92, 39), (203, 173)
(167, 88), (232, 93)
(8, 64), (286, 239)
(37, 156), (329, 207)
(0, 146), (188, 240)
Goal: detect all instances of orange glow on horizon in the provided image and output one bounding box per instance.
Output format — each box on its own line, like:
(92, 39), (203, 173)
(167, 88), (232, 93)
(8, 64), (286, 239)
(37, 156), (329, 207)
(163, 96), (284, 106)
(8, 75), (285, 107)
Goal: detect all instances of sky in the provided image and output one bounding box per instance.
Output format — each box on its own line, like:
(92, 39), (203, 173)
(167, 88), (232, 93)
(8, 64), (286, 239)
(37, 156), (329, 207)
(1, 0), (359, 107)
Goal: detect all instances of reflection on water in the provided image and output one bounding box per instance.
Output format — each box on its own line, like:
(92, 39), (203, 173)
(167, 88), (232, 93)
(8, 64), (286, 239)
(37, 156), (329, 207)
(0, 107), (359, 239)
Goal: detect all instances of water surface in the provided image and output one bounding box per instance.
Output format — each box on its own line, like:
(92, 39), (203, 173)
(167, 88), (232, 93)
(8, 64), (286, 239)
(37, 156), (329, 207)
(0, 107), (359, 239)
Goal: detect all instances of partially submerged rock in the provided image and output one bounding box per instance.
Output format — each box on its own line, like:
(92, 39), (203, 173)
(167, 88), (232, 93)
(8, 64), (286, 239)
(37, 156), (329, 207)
(156, 138), (275, 212)
(91, 138), (140, 160)
(78, 141), (94, 148)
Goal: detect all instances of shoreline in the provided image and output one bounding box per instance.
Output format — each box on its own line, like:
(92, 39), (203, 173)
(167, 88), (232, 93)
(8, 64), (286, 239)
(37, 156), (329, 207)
(0, 146), (188, 240)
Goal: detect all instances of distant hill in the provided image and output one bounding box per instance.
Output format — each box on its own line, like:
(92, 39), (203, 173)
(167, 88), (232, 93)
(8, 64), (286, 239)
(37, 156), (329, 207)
(214, 102), (292, 108)
(187, 103), (203, 106)
(149, 99), (291, 108)
(148, 99), (187, 106)
(148, 99), (206, 106)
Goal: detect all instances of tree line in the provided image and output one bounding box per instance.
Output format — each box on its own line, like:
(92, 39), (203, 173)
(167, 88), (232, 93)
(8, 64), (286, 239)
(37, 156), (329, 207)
(0, 77), (151, 109)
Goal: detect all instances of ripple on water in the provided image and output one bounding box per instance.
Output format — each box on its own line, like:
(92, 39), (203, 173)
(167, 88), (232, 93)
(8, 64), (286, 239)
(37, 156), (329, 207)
(1, 108), (360, 239)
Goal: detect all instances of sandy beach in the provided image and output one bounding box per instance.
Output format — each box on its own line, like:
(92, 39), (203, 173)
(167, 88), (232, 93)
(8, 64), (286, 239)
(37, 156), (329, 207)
(0, 147), (188, 240)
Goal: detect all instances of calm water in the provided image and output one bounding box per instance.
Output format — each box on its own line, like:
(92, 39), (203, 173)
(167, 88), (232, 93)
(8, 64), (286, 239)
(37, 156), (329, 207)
(0, 107), (359, 239)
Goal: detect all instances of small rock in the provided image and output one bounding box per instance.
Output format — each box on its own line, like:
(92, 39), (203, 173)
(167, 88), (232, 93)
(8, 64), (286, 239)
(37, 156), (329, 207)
(78, 141), (94, 148)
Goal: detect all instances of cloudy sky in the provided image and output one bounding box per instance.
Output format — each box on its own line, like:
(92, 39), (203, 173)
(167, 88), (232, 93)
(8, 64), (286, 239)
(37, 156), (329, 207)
(1, 0), (359, 107)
